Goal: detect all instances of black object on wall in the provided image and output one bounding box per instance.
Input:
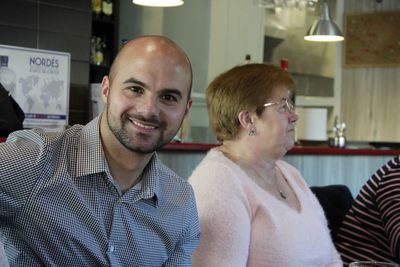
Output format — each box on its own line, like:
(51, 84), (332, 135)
(0, 82), (25, 136)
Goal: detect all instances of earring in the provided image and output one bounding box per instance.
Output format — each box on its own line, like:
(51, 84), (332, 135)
(248, 128), (256, 136)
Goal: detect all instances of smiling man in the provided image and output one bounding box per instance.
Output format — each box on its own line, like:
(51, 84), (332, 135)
(0, 36), (200, 266)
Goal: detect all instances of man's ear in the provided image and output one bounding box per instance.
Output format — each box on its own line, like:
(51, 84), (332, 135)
(184, 98), (193, 116)
(237, 110), (254, 132)
(101, 76), (110, 104)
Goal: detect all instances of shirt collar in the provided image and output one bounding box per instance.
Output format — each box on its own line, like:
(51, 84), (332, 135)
(109, 153), (161, 206)
(75, 116), (106, 177)
(75, 116), (161, 205)
(139, 153), (161, 204)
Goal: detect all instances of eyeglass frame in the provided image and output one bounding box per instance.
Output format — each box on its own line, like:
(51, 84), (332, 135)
(263, 98), (295, 113)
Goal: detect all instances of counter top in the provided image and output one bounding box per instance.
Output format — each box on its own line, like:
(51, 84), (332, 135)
(162, 142), (400, 155)
(2, 136), (399, 156)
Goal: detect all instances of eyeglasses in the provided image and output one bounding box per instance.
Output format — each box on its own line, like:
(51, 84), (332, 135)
(263, 98), (295, 113)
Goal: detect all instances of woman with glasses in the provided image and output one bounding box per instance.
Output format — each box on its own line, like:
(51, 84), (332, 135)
(189, 64), (342, 266)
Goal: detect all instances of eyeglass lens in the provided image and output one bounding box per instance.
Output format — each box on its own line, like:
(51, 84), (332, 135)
(285, 99), (294, 111)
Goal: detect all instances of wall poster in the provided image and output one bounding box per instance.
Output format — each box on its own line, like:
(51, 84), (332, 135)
(0, 44), (70, 129)
(344, 11), (400, 67)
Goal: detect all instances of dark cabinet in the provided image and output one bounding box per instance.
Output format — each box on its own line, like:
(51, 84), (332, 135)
(90, 0), (119, 83)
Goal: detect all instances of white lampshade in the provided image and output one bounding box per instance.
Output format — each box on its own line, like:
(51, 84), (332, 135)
(304, 0), (344, 42)
(132, 0), (184, 7)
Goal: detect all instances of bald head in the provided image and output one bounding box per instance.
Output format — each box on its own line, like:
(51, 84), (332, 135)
(108, 36), (193, 97)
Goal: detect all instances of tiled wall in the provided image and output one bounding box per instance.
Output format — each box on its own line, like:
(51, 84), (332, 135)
(0, 0), (91, 125)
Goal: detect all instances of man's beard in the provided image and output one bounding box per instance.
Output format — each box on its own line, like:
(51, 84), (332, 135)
(106, 107), (179, 154)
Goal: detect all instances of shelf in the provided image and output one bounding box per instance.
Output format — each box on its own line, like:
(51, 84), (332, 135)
(191, 92), (206, 99)
(90, 64), (110, 71)
(90, 0), (118, 84)
(92, 16), (115, 25)
(295, 96), (336, 107)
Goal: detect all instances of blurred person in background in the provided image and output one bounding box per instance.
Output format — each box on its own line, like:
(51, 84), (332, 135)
(335, 156), (400, 265)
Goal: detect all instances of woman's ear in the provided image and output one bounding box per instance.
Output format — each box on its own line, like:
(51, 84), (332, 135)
(237, 111), (255, 132)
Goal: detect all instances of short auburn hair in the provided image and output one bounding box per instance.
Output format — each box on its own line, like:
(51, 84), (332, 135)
(206, 63), (295, 142)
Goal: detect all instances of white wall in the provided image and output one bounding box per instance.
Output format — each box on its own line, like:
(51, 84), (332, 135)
(162, 0), (211, 94)
(119, 0), (211, 94)
(341, 0), (400, 142)
(119, 0), (265, 93)
(118, 2), (163, 41)
(207, 0), (264, 83)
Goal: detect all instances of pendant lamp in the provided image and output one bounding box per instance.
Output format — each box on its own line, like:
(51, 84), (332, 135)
(304, 0), (344, 42)
(132, 0), (184, 7)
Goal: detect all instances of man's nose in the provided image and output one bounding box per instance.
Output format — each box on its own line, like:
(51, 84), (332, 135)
(136, 95), (160, 116)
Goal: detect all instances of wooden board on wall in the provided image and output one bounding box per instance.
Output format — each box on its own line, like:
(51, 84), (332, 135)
(344, 11), (400, 67)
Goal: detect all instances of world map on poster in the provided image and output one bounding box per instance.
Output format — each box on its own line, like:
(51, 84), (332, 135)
(344, 11), (400, 67)
(0, 44), (70, 128)
(18, 75), (64, 113)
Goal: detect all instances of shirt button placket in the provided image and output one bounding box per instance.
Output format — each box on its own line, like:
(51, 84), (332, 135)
(107, 201), (124, 266)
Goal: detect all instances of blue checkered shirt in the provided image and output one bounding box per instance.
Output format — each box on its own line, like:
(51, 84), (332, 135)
(0, 117), (200, 266)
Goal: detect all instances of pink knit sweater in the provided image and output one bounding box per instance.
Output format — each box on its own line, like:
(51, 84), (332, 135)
(189, 148), (342, 267)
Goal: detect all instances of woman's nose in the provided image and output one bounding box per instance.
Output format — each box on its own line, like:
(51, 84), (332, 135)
(289, 110), (298, 123)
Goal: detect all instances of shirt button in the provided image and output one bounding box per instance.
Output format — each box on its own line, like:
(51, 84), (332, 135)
(109, 245), (115, 253)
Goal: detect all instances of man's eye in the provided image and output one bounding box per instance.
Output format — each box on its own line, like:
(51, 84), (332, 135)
(129, 86), (144, 94)
(161, 94), (178, 102)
